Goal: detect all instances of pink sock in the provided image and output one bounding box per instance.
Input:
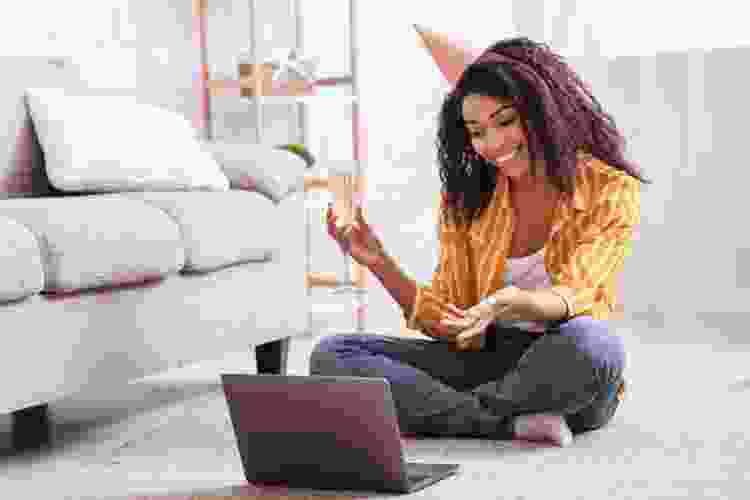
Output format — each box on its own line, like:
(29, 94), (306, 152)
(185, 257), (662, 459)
(513, 413), (574, 447)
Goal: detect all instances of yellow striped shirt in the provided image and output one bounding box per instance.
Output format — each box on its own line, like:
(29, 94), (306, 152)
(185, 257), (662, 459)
(403, 151), (641, 351)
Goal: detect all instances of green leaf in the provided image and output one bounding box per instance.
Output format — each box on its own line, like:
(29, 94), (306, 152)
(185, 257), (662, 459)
(274, 143), (316, 168)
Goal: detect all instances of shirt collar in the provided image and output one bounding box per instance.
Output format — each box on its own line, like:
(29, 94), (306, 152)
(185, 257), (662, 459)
(569, 149), (593, 212)
(566, 183), (587, 212)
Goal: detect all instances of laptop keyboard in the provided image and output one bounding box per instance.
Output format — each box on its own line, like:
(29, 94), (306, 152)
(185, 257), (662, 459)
(406, 462), (433, 483)
(407, 472), (430, 483)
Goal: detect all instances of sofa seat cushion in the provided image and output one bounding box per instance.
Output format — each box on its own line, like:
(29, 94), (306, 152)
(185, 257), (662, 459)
(118, 190), (278, 272)
(0, 194), (185, 294)
(0, 215), (45, 302)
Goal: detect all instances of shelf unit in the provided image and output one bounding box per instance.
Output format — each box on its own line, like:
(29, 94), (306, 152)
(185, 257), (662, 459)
(192, 0), (369, 334)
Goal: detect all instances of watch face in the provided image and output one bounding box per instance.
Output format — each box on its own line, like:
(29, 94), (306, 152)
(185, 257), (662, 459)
(503, 270), (512, 287)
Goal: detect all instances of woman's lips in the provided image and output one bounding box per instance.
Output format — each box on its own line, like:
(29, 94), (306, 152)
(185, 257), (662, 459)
(492, 144), (523, 164)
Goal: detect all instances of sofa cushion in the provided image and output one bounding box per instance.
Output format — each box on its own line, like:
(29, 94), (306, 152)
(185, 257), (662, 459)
(199, 140), (306, 204)
(25, 88), (230, 194)
(118, 190), (278, 272)
(0, 195), (185, 294)
(0, 215), (45, 302)
(0, 57), (81, 200)
(0, 98), (58, 199)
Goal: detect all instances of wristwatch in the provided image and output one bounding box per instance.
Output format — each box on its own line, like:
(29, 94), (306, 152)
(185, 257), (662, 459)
(480, 294), (498, 310)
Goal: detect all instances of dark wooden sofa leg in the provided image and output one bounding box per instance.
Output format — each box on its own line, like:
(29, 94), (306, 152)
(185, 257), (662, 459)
(11, 403), (52, 451)
(255, 337), (290, 375)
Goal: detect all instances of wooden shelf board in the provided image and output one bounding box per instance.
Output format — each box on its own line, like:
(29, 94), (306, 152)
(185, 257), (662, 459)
(306, 272), (366, 290)
(209, 93), (358, 106)
(206, 76), (354, 101)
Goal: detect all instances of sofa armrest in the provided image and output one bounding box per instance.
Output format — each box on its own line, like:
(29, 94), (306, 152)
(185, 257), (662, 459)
(199, 140), (307, 204)
(0, 215), (45, 302)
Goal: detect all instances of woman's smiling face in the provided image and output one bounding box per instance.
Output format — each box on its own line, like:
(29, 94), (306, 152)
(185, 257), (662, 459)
(462, 93), (528, 175)
(462, 92), (561, 196)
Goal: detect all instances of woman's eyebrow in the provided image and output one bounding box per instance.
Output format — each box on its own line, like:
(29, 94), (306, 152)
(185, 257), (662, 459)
(464, 104), (513, 125)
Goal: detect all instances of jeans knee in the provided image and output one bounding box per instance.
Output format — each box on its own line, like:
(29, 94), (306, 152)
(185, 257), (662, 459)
(312, 334), (353, 355)
(309, 334), (362, 373)
(555, 316), (626, 372)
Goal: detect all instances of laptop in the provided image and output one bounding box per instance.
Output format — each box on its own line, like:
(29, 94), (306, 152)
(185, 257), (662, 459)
(220, 373), (461, 494)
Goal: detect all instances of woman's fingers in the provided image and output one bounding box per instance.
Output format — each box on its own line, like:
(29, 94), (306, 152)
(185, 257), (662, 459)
(455, 318), (493, 344)
(326, 205), (343, 235)
(447, 303), (467, 316)
(327, 215), (340, 241)
(442, 311), (477, 327)
(423, 314), (483, 342)
(326, 205), (335, 227)
(326, 209), (349, 254)
(422, 318), (452, 339)
(431, 315), (477, 339)
(355, 203), (366, 225)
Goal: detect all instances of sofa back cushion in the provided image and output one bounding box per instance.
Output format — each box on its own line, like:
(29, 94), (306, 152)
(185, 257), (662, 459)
(25, 88), (230, 194)
(0, 57), (79, 199)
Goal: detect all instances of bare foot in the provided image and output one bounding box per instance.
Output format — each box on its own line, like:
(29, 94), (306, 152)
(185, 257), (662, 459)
(513, 413), (574, 447)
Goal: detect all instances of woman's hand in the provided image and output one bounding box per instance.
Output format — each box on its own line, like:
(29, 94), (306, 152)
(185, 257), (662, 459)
(418, 305), (494, 350)
(436, 286), (531, 348)
(453, 317), (496, 351)
(326, 202), (387, 269)
(452, 286), (534, 345)
(432, 305), (493, 349)
(417, 303), (478, 340)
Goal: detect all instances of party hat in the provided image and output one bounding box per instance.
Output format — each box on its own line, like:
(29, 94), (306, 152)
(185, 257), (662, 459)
(412, 23), (484, 85)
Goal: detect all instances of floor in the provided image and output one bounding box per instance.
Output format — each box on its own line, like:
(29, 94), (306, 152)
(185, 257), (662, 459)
(1, 314), (749, 499)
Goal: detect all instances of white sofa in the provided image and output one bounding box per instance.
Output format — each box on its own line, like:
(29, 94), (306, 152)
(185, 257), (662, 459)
(0, 57), (311, 450)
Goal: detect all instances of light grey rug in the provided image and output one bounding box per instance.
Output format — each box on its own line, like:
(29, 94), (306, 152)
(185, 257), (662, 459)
(1, 320), (748, 499)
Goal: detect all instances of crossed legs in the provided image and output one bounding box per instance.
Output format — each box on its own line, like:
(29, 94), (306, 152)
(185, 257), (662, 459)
(308, 316), (625, 440)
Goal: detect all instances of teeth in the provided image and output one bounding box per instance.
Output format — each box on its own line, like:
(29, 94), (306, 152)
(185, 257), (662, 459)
(494, 145), (522, 164)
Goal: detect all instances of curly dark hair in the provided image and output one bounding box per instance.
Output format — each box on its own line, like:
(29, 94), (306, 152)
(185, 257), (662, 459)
(435, 36), (654, 231)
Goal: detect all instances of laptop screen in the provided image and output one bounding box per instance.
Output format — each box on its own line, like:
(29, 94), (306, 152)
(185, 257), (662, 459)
(222, 374), (406, 483)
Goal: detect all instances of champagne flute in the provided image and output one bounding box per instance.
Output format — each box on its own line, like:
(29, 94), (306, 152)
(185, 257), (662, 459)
(332, 173), (364, 295)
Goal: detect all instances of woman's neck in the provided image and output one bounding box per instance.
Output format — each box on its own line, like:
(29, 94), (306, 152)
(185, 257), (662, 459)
(509, 172), (558, 200)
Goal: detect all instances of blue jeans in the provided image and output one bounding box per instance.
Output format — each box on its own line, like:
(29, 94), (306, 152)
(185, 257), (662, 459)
(309, 316), (626, 439)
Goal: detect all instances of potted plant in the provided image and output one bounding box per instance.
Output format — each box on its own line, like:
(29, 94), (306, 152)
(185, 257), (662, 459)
(274, 143), (316, 169)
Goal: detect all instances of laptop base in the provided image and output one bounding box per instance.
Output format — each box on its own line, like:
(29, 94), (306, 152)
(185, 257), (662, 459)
(249, 461), (459, 494)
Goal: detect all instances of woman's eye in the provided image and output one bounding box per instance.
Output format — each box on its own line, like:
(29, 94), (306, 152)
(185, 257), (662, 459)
(468, 117), (516, 137)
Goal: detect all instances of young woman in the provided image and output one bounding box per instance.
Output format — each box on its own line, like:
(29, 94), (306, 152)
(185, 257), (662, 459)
(312, 37), (652, 446)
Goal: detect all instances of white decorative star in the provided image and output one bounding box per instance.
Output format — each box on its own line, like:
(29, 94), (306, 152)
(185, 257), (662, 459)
(268, 48), (317, 83)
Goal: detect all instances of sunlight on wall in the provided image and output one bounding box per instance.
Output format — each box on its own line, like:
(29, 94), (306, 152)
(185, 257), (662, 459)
(587, 1), (750, 56)
(0, 2), (138, 89)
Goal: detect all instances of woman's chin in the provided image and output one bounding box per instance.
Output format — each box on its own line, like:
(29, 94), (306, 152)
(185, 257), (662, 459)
(495, 161), (524, 177)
